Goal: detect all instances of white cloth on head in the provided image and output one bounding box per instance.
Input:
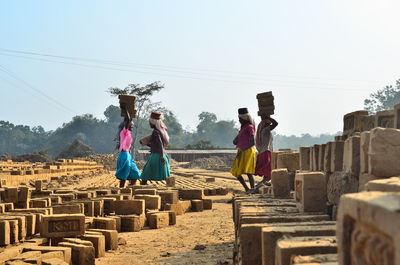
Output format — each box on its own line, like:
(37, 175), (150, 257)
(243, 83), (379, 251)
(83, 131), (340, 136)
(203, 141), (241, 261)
(149, 118), (170, 145)
(238, 113), (255, 126)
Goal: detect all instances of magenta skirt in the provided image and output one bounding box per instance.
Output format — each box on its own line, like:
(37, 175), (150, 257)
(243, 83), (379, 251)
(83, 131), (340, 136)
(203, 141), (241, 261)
(255, 151), (272, 180)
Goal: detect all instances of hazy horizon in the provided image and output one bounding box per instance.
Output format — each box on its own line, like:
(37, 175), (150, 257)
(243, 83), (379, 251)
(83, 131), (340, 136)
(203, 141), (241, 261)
(1, 0), (399, 136)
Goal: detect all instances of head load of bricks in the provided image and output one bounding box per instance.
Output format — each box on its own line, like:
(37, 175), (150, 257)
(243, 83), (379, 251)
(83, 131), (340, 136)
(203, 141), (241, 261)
(232, 102), (400, 265)
(1, 98), (400, 264)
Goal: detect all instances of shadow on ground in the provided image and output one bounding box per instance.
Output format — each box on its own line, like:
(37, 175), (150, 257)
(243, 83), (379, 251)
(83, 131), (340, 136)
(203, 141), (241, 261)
(155, 241), (234, 265)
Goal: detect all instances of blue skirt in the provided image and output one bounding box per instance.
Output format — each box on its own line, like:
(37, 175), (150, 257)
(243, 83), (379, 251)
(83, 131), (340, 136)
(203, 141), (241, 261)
(115, 151), (141, 180)
(141, 153), (170, 181)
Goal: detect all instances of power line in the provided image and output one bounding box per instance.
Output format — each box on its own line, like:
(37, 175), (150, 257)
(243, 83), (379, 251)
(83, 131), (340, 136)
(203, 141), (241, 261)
(0, 52), (373, 92)
(0, 64), (76, 114)
(0, 47), (382, 84)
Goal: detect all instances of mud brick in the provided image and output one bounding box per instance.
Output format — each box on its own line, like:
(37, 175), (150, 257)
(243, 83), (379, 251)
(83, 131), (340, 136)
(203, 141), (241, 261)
(8, 220), (19, 243)
(113, 199), (145, 215)
(134, 195), (161, 210)
(79, 200), (94, 217)
(275, 236), (337, 265)
(93, 217), (116, 230)
(299, 146), (311, 171)
(32, 190), (53, 198)
(120, 188), (133, 195)
(42, 258), (69, 265)
(166, 177), (175, 187)
(76, 192), (93, 200)
(261, 225), (336, 265)
(30, 199), (49, 208)
(3, 213), (36, 237)
(61, 238), (93, 247)
(271, 169), (291, 198)
(81, 234), (106, 258)
(148, 212), (169, 229)
(1, 216), (26, 241)
(119, 215), (143, 232)
(0, 220), (10, 245)
(179, 189), (204, 200)
(157, 191), (179, 205)
(103, 194), (123, 200)
(35, 180), (43, 192)
(337, 192), (400, 265)
(107, 216), (121, 232)
(4, 202), (14, 211)
(240, 221), (334, 265)
(216, 188), (229, 195)
(22, 246), (71, 264)
(40, 214), (85, 238)
(57, 194), (75, 203)
(91, 199), (104, 216)
(102, 198), (116, 215)
(95, 190), (111, 196)
(58, 242), (95, 265)
(330, 141), (344, 172)
(295, 172), (327, 213)
(18, 187), (30, 202)
(0, 204), (4, 215)
(87, 229), (118, 251)
(165, 210), (176, 225)
(52, 204), (83, 215)
(202, 199), (213, 210)
(191, 200), (204, 212)
(205, 177), (215, 182)
(9, 250), (42, 262)
(5, 187), (19, 203)
(318, 144), (326, 171)
(134, 189), (157, 195)
(122, 194), (132, 200)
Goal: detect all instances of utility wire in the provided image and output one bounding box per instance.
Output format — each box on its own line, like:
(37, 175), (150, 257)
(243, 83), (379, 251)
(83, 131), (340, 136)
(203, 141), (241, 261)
(0, 64), (76, 114)
(0, 52), (373, 92)
(0, 47), (382, 84)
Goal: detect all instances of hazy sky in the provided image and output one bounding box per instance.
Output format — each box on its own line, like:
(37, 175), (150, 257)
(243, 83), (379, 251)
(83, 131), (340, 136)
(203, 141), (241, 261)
(1, 0), (400, 136)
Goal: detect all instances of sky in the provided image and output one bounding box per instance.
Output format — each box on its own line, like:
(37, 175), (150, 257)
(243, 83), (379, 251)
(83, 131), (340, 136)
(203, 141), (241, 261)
(0, 0), (400, 136)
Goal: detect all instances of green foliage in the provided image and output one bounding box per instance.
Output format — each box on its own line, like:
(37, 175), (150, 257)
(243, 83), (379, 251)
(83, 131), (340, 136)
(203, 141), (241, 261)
(108, 82), (165, 151)
(364, 79), (400, 113)
(186, 140), (218, 149)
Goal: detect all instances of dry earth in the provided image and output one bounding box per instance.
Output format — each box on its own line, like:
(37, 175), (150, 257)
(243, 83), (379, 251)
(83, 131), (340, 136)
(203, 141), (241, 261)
(97, 194), (234, 265)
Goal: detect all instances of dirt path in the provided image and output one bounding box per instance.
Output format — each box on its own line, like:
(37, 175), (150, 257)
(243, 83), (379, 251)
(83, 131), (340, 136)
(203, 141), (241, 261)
(97, 195), (234, 265)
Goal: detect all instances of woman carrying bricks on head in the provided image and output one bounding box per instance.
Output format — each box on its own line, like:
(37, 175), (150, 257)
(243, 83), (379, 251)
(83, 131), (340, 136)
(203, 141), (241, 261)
(253, 115), (278, 191)
(231, 108), (257, 192)
(115, 113), (141, 188)
(140, 111), (170, 185)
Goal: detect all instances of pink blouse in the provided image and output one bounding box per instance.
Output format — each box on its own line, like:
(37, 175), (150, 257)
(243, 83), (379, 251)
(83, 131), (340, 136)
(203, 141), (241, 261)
(119, 128), (132, 152)
(236, 123), (256, 150)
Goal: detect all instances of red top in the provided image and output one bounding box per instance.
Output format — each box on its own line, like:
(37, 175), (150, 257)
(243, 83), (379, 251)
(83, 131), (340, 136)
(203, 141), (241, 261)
(236, 123), (256, 150)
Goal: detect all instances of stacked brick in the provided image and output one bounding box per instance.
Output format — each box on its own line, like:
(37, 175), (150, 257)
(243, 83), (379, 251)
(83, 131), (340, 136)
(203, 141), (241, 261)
(0, 159), (105, 186)
(233, 104), (400, 264)
(0, 172), (220, 264)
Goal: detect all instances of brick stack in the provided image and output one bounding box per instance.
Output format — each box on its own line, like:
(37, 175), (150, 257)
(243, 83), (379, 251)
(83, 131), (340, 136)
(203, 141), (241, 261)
(257, 91), (275, 116)
(118, 94), (137, 118)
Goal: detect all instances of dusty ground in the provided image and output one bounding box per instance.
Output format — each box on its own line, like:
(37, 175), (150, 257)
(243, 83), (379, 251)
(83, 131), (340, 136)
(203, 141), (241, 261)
(97, 195), (235, 265)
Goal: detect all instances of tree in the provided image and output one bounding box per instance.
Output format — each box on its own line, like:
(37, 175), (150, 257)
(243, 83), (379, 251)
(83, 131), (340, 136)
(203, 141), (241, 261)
(108, 82), (164, 153)
(196, 112), (217, 136)
(364, 79), (400, 113)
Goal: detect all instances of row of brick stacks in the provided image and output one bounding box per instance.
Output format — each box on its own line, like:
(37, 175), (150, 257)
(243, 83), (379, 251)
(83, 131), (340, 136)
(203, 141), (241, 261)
(233, 103), (400, 265)
(0, 157), (229, 265)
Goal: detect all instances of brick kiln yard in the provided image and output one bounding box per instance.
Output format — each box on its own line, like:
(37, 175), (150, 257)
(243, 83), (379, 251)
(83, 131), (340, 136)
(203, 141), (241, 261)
(2, 105), (400, 265)
(0, 159), (260, 265)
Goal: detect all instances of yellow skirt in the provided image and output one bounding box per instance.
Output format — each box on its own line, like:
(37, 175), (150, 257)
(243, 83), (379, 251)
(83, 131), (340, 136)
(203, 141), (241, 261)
(230, 147), (257, 177)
